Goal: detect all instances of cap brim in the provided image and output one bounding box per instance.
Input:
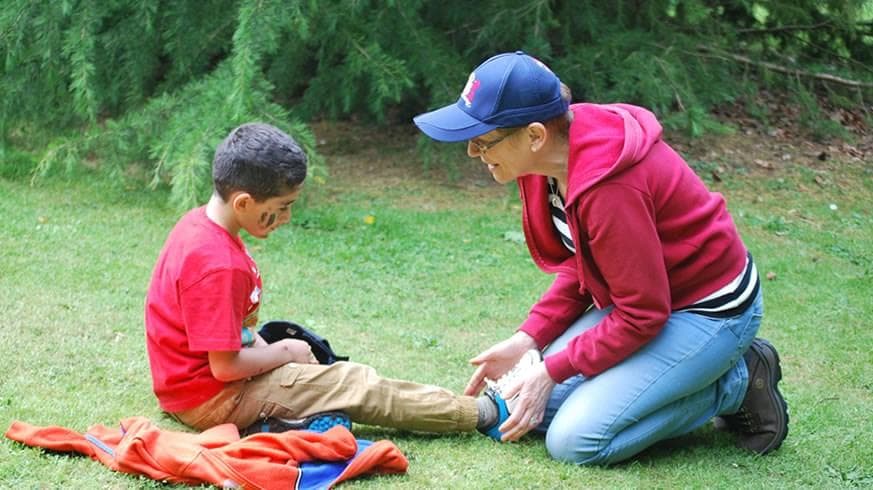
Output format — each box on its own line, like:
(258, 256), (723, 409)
(413, 103), (497, 142)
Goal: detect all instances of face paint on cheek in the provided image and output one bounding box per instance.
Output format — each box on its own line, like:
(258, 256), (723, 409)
(265, 213), (276, 227)
(259, 212), (269, 225)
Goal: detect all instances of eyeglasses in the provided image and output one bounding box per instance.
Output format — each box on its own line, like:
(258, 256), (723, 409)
(470, 128), (521, 153)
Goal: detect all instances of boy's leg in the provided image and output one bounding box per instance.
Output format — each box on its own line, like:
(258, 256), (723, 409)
(227, 361), (479, 433)
(541, 292), (762, 465)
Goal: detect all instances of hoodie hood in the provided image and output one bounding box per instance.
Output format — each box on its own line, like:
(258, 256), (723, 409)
(516, 103), (666, 275)
(565, 103), (662, 205)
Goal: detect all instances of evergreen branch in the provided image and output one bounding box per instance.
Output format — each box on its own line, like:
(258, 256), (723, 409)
(736, 21), (833, 35)
(696, 45), (873, 89)
(784, 30), (873, 76)
(348, 37), (412, 91)
(516, 0), (551, 39)
(199, 19), (238, 60)
(350, 37), (371, 61)
(653, 56), (685, 111)
(396, 7), (444, 94)
(0, 3), (29, 43)
(64, 5), (99, 122)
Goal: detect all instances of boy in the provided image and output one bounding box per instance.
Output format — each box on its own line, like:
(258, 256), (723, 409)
(145, 123), (506, 436)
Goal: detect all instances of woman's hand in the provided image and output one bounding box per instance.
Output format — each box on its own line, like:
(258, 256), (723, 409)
(464, 331), (538, 396)
(497, 363), (555, 442)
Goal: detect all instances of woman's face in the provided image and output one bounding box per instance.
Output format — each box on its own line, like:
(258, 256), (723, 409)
(466, 129), (530, 184)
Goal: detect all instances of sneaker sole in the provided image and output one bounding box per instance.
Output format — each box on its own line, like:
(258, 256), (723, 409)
(306, 412), (352, 432)
(304, 412), (352, 433)
(749, 338), (789, 454)
(241, 411), (351, 436)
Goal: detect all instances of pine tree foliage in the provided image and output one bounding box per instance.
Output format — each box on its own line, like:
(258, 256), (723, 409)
(1, 0), (870, 207)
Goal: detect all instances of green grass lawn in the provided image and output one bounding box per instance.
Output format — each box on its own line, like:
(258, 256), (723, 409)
(1, 131), (871, 488)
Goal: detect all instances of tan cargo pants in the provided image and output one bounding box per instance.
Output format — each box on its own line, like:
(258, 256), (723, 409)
(172, 361), (479, 434)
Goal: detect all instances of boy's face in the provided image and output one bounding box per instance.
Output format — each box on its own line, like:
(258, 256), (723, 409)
(238, 186), (302, 239)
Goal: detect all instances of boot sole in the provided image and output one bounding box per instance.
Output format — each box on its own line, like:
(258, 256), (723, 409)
(749, 338), (789, 454)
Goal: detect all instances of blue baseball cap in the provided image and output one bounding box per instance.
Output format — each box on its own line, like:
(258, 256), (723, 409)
(413, 51), (568, 142)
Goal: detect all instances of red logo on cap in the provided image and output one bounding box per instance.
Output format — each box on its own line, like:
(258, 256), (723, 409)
(461, 73), (481, 108)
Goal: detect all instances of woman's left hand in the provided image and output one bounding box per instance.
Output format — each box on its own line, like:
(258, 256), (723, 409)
(497, 362), (556, 442)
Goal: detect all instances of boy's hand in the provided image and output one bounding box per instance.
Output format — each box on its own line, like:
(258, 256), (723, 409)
(278, 338), (319, 364)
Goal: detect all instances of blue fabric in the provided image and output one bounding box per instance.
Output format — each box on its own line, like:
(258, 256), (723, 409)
(537, 289), (763, 465)
(484, 391), (510, 441)
(297, 439), (373, 490)
(84, 433), (115, 456)
(413, 51), (568, 142)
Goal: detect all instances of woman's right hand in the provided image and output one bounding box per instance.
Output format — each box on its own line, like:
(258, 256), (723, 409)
(464, 331), (538, 396)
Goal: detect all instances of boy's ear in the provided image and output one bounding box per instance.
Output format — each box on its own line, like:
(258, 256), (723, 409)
(230, 192), (255, 212)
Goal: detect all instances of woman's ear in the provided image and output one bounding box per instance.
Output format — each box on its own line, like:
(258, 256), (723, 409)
(527, 123), (548, 153)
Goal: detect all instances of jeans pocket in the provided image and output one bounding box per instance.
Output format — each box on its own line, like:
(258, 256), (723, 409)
(729, 311), (762, 354)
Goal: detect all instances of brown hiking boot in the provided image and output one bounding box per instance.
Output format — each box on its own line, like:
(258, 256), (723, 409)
(716, 338), (789, 454)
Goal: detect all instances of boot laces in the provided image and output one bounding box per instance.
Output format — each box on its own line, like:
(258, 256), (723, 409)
(730, 408), (759, 432)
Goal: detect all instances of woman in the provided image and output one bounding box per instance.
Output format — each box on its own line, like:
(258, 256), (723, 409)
(413, 51), (788, 465)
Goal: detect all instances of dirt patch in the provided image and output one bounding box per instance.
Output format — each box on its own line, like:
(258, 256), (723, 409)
(672, 92), (870, 178)
(310, 120), (508, 209)
(308, 95), (870, 209)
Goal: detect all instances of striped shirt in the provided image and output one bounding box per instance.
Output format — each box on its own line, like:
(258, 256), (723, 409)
(547, 177), (575, 253)
(681, 253), (759, 317)
(546, 177), (758, 317)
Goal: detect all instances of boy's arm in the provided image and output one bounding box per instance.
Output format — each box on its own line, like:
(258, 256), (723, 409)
(208, 338), (318, 382)
(252, 332), (269, 348)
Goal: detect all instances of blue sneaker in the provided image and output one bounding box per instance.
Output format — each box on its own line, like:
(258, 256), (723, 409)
(480, 387), (510, 441)
(478, 349), (543, 442)
(241, 411), (352, 436)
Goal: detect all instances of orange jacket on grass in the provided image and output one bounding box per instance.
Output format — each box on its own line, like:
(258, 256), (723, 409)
(5, 416), (408, 489)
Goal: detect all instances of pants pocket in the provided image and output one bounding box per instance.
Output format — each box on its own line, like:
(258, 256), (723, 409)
(231, 364), (306, 426)
(278, 363), (302, 388)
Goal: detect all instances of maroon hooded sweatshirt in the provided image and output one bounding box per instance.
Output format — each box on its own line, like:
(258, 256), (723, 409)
(517, 103), (748, 383)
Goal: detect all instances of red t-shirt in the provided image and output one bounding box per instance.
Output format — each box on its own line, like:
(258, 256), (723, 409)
(145, 207), (262, 412)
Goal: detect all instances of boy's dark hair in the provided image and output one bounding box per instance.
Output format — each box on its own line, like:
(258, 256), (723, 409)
(212, 123), (308, 202)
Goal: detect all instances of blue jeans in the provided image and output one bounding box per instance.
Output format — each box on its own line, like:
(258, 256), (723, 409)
(537, 290), (763, 465)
